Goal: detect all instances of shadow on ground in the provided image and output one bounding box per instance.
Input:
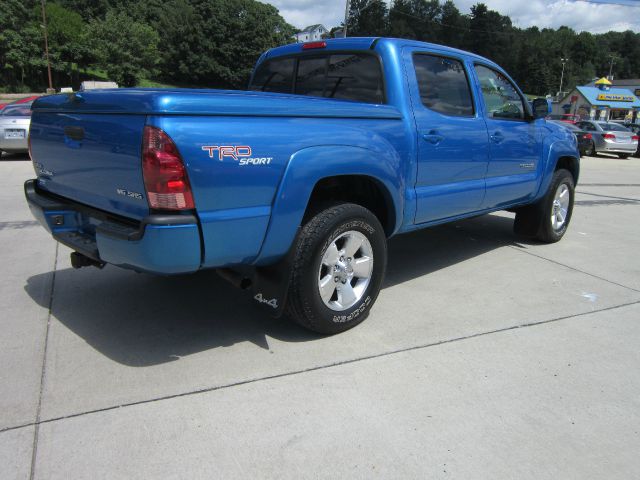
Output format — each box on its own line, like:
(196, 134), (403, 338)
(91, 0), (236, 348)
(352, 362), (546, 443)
(25, 213), (528, 367)
(0, 152), (30, 161)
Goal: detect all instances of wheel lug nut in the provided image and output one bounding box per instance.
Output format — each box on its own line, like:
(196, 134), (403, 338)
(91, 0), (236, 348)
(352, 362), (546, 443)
(347, 257), (352, 262)
(334, 277), (339, 282)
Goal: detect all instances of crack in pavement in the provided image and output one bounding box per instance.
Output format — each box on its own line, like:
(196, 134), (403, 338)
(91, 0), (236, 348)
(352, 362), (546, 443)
(1, 298), (639, 437)
(577, 191), (640, 202)
(29, 243), (58, 480)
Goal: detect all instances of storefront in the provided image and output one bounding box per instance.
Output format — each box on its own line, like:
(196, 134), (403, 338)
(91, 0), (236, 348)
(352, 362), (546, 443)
(556, 78), (640, 123)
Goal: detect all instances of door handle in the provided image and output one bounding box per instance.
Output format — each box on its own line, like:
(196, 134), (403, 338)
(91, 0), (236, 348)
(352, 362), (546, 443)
(423, 131), (444, 145)
(490, 132), (504, 144)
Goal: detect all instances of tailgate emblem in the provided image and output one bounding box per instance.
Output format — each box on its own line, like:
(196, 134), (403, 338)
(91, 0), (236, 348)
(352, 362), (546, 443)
(116, 188), (144, 200)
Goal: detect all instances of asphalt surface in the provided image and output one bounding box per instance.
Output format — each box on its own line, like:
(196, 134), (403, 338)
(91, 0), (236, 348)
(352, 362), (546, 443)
(1, 151), (639, 479)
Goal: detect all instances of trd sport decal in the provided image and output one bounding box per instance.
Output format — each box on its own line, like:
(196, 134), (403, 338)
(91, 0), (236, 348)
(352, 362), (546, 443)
(201, 145), (273, 166)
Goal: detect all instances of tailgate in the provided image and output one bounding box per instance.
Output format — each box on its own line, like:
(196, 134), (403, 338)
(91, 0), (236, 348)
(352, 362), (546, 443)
(29, 112), (149, 220)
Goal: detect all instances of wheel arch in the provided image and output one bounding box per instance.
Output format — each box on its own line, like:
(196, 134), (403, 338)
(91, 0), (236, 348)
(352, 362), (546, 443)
(253, 145), (404, 266)
(555, 155), (580, 184)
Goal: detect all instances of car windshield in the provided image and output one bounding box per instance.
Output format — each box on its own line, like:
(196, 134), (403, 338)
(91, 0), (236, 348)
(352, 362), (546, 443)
(598, 122), (629, 132)
(1, 104), (32, 117)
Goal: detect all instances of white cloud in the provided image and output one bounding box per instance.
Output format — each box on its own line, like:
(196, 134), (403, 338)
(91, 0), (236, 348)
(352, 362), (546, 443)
(266, 0), (640, 33)
(454, 0), (640, 33)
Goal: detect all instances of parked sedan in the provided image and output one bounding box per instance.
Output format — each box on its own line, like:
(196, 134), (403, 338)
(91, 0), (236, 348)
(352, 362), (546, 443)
(0, 103), (32, 155)
(0, 95), (40, 112)
(547, 113), (581, 124)
(549, 120), (594, 156)
(575, 120), (638, 159)
(624, 123), (640, 157)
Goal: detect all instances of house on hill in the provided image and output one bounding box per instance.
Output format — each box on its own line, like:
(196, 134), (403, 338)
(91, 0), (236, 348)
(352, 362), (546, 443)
(294, 24), (328, 43)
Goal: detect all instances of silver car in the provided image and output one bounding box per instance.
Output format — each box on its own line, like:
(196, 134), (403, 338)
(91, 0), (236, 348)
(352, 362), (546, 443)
(0, 103), (32, 155)
(575, 120), (638, 159)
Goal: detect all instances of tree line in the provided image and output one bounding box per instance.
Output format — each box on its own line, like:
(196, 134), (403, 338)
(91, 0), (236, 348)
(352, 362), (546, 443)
(1, 0), (639, 95)
(347, 0), (640, 96)
(0, 0), (296, 91)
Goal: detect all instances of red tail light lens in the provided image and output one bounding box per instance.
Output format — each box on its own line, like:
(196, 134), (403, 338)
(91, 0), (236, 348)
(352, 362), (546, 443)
(302, 41), (326, 50)
(583, 133), (592, 140)
(604, 133), (616, 140)
(142, 126), (195, 210)
(632, 135), (639, 142)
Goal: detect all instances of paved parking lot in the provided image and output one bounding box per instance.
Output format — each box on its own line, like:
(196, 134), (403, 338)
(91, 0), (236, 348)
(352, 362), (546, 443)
(1, 151), (639, 479)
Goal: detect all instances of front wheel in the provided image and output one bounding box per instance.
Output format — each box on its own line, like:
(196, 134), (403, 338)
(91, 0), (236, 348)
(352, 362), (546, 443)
(286, 203), (387, 334)
(618, 153), (630, 159)
(514, 169), (575, 243)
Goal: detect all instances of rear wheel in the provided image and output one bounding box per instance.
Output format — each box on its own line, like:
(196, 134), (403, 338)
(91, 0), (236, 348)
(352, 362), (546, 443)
(514, 168), (575, 243)
(618, 153), (630, 159)
(286, 203), (387, 334)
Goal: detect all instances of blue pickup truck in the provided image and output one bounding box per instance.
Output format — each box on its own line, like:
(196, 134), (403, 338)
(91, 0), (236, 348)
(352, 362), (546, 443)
(26, 38), (579, 334)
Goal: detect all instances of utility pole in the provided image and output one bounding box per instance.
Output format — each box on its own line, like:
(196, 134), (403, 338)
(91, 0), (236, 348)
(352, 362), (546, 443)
(41, 0), (54, 93)
(344, 0), (350, 37)
(608, 55), (616, 81)
(558, 57), (568, 98)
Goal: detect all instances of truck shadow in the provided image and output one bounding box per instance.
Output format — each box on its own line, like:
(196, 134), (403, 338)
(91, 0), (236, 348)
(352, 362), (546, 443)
(24, 212), (528, 367)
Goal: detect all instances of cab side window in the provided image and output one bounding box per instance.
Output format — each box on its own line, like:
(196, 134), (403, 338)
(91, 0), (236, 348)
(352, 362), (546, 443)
(413, 54), (474, 117)
(474, 65), (525, 120)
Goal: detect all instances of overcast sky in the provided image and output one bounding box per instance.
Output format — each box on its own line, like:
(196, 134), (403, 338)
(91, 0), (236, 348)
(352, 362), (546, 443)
(268, 0), (640, 33)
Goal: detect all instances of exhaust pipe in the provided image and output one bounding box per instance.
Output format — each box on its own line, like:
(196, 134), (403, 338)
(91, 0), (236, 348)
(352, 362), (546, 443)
(70, 251), (105, 269)
(217, 268), (252, 290)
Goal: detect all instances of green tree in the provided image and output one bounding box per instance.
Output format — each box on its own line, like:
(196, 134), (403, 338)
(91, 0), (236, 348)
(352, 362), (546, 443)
(155, 0), (296, 89)
(42, 3), (92, 86)
(88, 11), (159, 86)
(347, 0), (388, 37)
(0, 0), (43, 90)
(438, 1), (468, 49)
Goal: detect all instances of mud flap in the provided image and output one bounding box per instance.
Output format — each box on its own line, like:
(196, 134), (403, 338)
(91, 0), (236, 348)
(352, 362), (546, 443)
(513, 204), (543, 238)
(250, 229), (300, 318)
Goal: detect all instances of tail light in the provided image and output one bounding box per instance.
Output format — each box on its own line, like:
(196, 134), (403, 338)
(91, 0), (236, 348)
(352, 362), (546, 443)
(583, 133), (592, 140)
(142, 125), (195, 210)
(604, 133), (616, 140)
(633, 135), (639, 142)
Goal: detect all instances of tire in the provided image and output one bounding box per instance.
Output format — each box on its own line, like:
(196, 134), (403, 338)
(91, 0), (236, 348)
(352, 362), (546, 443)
(583, 141), (594, 157)
(286, 203), (387, 334)
(618, 153), (630, 159)
(514, 169), (575, 243)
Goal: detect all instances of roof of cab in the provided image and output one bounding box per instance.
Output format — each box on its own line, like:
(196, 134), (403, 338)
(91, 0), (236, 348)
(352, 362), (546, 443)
(262, 37), (494, 65)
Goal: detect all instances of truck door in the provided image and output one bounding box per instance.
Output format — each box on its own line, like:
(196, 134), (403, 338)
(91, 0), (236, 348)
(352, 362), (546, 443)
(406, 50), (489, 224)
(472, 64), (541, 208)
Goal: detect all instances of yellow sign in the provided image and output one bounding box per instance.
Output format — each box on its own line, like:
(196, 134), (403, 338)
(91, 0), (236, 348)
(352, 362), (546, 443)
(597, 93), (635, 102)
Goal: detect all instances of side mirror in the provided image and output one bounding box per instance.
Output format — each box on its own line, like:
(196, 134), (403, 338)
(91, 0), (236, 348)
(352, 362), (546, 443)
(531, 98), (552, 119)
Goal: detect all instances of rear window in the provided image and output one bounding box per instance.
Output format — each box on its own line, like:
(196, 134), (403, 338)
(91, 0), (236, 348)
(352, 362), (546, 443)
(249, 57), (294, 94)
(599, 123), (629, 132)
(1, 105), (32, 116)
(250, 53), (384, 104)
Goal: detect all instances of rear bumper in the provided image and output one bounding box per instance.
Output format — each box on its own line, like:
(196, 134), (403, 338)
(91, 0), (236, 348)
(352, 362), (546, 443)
(24, 179), (202, 274)
(0, 138), (28, 152)
(598, 142), (637, 154)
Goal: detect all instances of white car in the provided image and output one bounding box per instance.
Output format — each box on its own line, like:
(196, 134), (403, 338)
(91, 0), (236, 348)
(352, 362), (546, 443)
(0, 103), (32, 155)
